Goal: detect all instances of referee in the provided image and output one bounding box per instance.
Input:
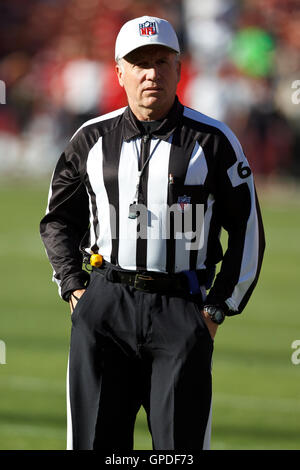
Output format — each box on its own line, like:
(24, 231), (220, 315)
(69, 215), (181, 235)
(40, 16), (265, 450)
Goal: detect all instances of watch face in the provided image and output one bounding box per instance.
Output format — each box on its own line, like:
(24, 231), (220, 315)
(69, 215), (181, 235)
(214, 310), (225, 324)
(205, 306), (225, 324)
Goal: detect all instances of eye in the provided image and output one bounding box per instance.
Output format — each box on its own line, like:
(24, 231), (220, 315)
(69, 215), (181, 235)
(157, 59), (167, 65)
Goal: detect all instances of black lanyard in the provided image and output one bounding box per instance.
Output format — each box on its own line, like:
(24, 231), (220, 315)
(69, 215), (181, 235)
(129, 136), (162, 219)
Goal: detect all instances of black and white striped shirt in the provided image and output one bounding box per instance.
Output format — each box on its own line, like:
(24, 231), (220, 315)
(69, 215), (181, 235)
(40, 98), (265, 314)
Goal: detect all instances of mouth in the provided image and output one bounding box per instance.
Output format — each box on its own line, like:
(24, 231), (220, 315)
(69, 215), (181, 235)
(143, 87), (163, 93)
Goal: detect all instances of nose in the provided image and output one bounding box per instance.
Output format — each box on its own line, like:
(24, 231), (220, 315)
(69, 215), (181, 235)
(146, 65), (159, 81)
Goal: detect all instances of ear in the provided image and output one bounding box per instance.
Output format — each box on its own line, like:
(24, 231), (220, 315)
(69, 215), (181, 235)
(115, 62), (124, 88)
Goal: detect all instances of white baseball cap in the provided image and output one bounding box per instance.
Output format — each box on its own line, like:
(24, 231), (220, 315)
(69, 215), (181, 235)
(115, 16), (180, 62)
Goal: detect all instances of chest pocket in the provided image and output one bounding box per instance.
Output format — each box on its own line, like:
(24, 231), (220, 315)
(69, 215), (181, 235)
(168, 183), (209, 242)
(168, 183), (209, 208)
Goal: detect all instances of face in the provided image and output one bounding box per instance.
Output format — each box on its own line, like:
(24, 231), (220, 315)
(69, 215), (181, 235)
(116, 45), (181, 121)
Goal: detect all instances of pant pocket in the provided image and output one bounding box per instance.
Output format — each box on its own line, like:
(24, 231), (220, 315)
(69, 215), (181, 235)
(70, 272), (96, 324)
(192, 301), (214, 343)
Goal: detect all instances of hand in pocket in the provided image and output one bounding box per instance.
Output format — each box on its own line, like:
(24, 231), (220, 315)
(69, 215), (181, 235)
(69, 289), (86, 314)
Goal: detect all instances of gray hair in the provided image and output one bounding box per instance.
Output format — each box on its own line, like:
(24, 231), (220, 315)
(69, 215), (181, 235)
(117, 58), (125, 72)
(117, 52), (180, 71)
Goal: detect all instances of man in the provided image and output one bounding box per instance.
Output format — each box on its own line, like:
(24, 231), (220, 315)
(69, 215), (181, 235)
(40, 16), (265, 450)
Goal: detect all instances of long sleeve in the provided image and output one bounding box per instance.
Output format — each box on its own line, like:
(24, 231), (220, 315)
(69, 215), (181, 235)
(205, 128), (265, 314)
(40, 140), (90, 301)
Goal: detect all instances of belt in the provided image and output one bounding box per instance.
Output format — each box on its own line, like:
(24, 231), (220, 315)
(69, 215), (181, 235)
(111, 270), (189, 294)
(93, 263), (208, 297)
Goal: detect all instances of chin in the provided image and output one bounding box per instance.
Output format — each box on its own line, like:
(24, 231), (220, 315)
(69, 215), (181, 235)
(142, 96), (162, 109)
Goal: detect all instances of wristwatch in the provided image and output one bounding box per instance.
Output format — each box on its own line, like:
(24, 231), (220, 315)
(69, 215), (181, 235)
(203, 305), (226, 325)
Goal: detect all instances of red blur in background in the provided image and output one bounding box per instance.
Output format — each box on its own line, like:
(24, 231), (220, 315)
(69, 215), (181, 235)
(0, 0), (299, 178)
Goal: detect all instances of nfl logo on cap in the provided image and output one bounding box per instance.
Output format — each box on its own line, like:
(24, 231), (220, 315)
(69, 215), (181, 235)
(139, 20), (158, 37)
(115, 16), (180, 62)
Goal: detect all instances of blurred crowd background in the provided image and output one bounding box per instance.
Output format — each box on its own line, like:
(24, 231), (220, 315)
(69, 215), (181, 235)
(0, 0), (299, 179)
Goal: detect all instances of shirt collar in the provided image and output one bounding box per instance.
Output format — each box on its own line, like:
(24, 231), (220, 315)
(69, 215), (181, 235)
(122, 96), (183, 142)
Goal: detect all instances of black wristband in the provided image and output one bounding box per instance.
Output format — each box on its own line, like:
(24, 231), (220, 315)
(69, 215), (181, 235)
(65, 291), (72, 302)
(70, 292), (80, 301)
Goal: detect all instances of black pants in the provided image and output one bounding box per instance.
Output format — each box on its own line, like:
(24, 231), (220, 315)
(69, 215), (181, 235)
(67, 269), (214, 450)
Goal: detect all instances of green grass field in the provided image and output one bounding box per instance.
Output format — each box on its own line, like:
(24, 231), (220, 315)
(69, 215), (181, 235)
(0, 179), (299, 450)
